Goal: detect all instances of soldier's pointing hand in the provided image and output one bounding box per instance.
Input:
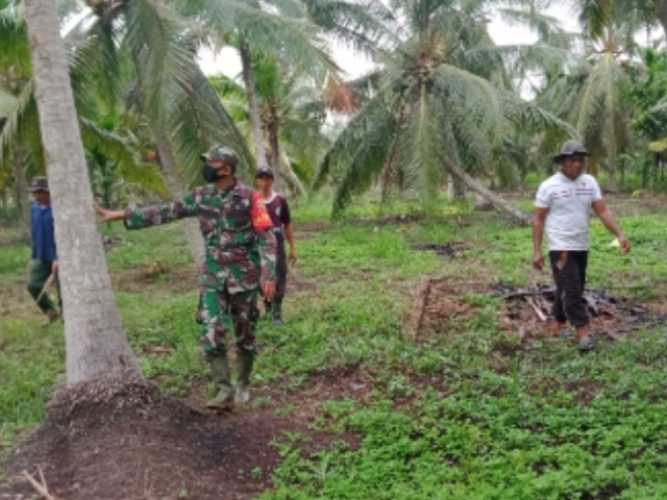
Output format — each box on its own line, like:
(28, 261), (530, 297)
(95, 203), (124, 223)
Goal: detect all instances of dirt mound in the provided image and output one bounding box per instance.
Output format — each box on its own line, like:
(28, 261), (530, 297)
(0, 377), (340, 500)
(2, 369), (364, 500)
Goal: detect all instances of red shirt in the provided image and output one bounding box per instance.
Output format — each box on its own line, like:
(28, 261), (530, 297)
(262, 193), (291, 232)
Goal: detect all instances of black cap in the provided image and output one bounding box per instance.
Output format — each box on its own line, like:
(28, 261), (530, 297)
(28, 176), (49, 193)
(255, 167), (275, 179)
(553, 141), (590, 163)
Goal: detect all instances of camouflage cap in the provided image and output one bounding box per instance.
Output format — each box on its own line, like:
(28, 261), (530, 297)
(201, 145), (239, 169)
(28, 176), (49, 192)
(255, 167), (275, 179)
(553, 140), (590, 163)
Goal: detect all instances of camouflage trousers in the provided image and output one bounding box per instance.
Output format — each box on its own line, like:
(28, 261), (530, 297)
(198, 287), (259, 357)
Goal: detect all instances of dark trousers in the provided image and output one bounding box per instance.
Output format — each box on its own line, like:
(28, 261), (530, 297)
(263, 235), (287, 317)
(549, 251), (589, 328)
(27, 259), (60, 314)
(275, 235), (287, 301)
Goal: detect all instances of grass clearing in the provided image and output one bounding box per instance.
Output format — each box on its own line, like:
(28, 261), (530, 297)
(1, 194), (667, 497)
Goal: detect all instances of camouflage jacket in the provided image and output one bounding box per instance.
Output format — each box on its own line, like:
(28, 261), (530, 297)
(124, 181), (277, 294)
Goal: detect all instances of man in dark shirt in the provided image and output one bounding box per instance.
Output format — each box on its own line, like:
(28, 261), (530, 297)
(255, 168), (297, 325)
(27, 177), (60, 323)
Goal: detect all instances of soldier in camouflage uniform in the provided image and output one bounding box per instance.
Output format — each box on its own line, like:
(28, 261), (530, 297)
(97, 146), (277, 410)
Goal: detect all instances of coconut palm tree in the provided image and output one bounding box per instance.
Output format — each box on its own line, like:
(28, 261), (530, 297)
(61, 0), (257, 266)
(172, 0), (388, 194)
(173, 0), (336, 179)
(0, 2), (37, 233)
(536, 2), (639, 190)
(313, 0), (571, 222)
(564, 0), (667, 41)
(210, 57), (331, 196)
(23, 0), (138, 384)
(0, 1), (159, 236)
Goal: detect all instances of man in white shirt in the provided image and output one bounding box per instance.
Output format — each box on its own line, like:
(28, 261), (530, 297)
(532, 141), (631, 351)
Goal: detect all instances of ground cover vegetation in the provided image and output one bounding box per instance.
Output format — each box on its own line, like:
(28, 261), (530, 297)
(3, 195), (667, 497)
(2, 0), (667, 498)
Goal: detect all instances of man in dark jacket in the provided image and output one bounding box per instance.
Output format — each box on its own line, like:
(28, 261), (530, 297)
(255, 167), (297, 325)
(26, 177), (60, 323)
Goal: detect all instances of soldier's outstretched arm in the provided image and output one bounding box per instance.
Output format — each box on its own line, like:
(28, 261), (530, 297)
(96, 194), (200, 230)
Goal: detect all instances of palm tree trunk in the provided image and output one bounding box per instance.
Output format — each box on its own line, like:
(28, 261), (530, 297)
(153, 128), (206, 269)
(239, 37), (268, 172)
(447, 174), (466, 201)
(444, 160), (530, 225)
(266, 106), (305, 196)
(278, 149), (306, 197)
(128, 47), (204, 269)
(24, 0), (138, 385)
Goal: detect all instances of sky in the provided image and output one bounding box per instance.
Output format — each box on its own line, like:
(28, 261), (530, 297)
(197, 4), (579, 80)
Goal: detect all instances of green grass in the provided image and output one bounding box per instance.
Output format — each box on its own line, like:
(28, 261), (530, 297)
(2, 194), (667, 498)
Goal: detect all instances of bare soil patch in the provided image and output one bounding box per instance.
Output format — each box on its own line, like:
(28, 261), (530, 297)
(405, 279), (488, 340)
(112, 262), (198, 294)
(406, 277), (662, 343)
(1, 368), (366, 500)
(497, 283), (662, 340)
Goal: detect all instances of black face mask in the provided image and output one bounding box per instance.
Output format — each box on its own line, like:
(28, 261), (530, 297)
(202, 163), (222, 182)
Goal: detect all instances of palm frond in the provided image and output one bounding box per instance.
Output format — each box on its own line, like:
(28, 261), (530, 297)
(402, 83), (443, 205)
(466, 43), (570, 77)
(0, 80), (34, 165)
(331, 105), (397, 215)
(500, 90), (578, 137)
(68, 15), (121, 114)
(176, 0), (338, 81)
(80, 117), (167, 195)
(302, 0), (397, 55)
(313, 83), (395, 193)
(170, 65), (255, 185)
(125, 0), (194, 123)
(434, 63), (504, 140)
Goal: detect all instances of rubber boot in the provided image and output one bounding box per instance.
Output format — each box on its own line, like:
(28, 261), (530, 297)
(235, 349), (255, 404)
(264, 300), (272, 319)
(206, 354), (234, 410)
(272, 298), (284, 326)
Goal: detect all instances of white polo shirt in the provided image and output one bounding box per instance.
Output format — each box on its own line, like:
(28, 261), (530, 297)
(535, 172), (603, 251)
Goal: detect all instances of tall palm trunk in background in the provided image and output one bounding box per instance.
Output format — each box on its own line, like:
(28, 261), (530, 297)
(24, 0), (138, 385)
(447, 174), (466, 201)
(445, 160), (530, 225)
(267, 105), (305, 196)
(130, 47), (206, 270)
(152, 127), (205, 268)
(239, 37), (268, 173)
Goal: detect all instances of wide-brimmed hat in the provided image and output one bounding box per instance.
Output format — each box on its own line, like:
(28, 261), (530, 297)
(255, 167), (275, 179)
(28, 176), (49, 193)
(200, 145), (239, 169)
(553, 141), (590, 163)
